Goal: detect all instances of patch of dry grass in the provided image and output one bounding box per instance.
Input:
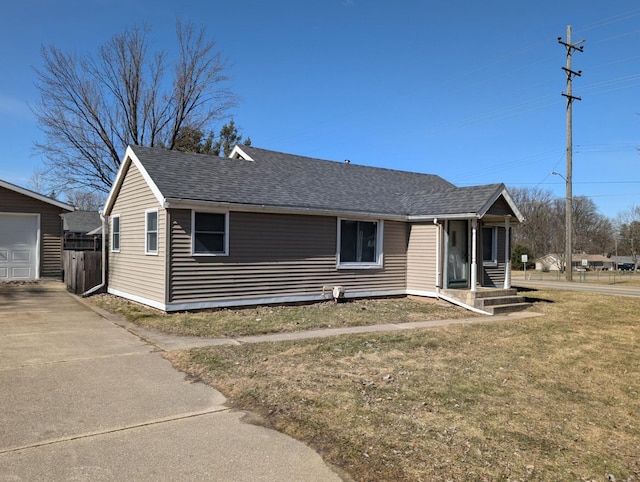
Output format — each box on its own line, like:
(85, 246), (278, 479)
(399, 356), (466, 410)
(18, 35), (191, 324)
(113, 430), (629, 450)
(90, 294), (477, 338)
(168, 289), (640, 481)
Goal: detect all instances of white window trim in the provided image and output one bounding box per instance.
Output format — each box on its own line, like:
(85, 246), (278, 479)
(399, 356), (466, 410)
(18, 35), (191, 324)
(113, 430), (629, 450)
(191, 210), (229, 257)
(336, 218), (384, 269)
(482, 226), (498, 267)
(145, 208), (159, 255)
(111, 214), (121, 253)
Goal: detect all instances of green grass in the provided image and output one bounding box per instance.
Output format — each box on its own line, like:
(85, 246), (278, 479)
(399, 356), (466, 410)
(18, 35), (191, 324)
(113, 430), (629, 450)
(168, 289), (640, 481)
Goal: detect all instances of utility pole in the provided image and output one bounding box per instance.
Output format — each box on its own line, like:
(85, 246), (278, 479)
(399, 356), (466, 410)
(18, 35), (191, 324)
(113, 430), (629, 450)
(558, 25), (584, 281)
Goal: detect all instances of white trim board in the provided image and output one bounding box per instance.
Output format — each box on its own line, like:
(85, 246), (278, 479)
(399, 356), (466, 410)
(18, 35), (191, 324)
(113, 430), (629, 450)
(108, 288), (406, 313)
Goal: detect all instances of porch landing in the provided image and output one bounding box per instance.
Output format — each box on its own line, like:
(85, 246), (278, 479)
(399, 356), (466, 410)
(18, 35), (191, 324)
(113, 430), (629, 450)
(440, 288), (532, 315)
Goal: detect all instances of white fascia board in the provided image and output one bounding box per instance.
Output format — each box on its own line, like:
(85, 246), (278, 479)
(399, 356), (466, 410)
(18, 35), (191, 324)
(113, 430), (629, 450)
(500, 189), (525, 223)
(162, 198), (407, 222)
(408, 213), (479, 221)
(477, 185), (525, 223)
(229, 145), (254, 161)
(103, 146), (166, 215)
(0, 180), (74, 211)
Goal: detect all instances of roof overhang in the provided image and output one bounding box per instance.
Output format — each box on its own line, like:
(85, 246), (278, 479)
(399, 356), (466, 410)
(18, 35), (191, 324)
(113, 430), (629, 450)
(0, 179), (74, 211)
(162, 197), (408, 221)
(478, 185), (525, 223)
(103, 145), (165, 215)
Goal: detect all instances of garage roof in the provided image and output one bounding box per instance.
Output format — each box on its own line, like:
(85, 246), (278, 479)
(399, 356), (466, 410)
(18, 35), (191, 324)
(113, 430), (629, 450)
(0, 179), (74, 211)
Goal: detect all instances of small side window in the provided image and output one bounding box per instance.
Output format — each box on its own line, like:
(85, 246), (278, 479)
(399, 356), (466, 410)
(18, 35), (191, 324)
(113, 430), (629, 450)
(111, 215), (120, 252)
(145, 209), (158, 255)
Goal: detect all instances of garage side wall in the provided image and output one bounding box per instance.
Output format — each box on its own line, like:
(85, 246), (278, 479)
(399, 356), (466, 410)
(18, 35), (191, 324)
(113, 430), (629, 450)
(0, 186), (65, 279)
(108, 163), (166, 306)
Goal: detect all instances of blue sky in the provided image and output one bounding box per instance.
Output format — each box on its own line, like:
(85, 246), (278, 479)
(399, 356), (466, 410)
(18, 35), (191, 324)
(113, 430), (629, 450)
(1, 0), (639, 218)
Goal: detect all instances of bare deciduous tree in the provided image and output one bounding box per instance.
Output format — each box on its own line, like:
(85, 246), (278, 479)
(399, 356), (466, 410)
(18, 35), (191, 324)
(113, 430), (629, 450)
(616, 205), (640, 269)
(510, 187), (614, 261)
(34, 20), (237, 194)
(510, 186), (558, 258)
(64, 189), (105, 211)
(572, 196), (614, 255)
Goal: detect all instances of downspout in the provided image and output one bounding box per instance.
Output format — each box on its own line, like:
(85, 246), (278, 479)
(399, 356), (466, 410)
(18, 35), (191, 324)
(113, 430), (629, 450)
(434, 218), (441, 293)
(82, 211), (107, 297)
(470, 218), (478, 292)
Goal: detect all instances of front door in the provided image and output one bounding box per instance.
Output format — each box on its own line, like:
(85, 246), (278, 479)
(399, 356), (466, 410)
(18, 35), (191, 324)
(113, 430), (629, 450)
(447, 220), (468, 288)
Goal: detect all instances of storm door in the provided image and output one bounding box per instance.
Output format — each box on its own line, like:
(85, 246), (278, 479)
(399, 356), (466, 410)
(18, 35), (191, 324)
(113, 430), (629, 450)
(446, 220), (469, 288)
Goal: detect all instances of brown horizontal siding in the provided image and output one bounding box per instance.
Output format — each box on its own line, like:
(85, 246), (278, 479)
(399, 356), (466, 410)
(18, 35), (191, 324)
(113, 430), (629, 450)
(487, 197), (512, 216)
(108, 163), (166, 304)
(0, 186), (66, 278)
(168, 211), (407, 303)
(406, 223), (438, 292)
(483, 227), (507, 287)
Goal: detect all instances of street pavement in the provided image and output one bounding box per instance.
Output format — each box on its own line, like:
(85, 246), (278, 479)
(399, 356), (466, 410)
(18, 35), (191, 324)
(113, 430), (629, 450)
(0, 281), (342, 481)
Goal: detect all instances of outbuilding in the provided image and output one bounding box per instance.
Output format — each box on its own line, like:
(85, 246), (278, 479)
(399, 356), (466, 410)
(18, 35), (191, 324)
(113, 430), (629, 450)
(0, 179), (74, 280)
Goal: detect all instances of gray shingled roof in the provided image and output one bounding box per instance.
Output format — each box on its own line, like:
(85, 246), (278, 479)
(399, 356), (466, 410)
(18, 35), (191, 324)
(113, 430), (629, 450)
(129, 145), (509, 217)
(61, 211), (101, 233)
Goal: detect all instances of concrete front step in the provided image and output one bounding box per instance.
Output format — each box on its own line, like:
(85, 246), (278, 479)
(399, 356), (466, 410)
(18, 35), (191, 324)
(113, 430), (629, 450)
(439, 288), (533, 315)
(486, 302), (532, 315)
(481, 295), (528, 306)
(471, 288), (519, 299)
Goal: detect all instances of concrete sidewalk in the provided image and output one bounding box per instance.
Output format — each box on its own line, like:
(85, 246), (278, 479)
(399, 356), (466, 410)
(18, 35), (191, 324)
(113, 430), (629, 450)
(83, 296), (540, 352)
(0, 282), (342, 481)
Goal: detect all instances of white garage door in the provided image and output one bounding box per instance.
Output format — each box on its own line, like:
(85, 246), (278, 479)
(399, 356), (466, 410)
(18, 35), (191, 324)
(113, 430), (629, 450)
(0, 214), (39, 280)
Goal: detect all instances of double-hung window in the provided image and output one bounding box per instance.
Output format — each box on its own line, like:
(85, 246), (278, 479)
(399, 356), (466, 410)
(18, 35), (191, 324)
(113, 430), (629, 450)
(145, 209), (158, 255)
(192, 211), (228, 256)
(337, 219), (383, 268)
(111, 215), (120, 252)
(482, 226), (498, 266)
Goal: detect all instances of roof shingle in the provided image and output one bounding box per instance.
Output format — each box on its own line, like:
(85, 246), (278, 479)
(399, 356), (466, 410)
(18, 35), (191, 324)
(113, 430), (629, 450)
(128, 145), (512, 218)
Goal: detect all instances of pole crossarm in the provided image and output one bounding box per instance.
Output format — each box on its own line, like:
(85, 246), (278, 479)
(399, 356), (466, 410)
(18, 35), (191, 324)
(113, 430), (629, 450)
(562, 93), (582, 101)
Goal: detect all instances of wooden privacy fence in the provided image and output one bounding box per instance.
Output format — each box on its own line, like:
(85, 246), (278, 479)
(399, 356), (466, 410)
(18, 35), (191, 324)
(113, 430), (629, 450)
(63, 250), (103, 295)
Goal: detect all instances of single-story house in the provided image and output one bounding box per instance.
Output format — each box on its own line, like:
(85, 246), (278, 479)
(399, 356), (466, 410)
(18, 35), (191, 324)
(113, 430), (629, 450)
(102, 145), (525, 313)
(61, 210), (102, 250)
(535, 253), (615, 271)
(1, 179), (74, 280)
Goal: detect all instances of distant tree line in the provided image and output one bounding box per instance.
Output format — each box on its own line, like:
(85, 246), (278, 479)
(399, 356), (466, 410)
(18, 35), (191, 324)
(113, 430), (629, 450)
(509, 186), (640, 269)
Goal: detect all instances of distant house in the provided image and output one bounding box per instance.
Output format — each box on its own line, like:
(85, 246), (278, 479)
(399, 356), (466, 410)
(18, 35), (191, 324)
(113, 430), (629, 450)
(102, 145), (525, 313)
(0, 179), (74, 280)
(535, 253), (615, 271)
(535, 254), (563, 272)
(61, 211), (102, 250)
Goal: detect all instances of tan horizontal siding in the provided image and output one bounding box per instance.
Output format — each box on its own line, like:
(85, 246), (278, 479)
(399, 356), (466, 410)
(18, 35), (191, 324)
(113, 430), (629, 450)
(0, 186), (66, 279)
(168, 211), (407, 303)
(108, 163), (166, 304)
(406, 223), (438, 292)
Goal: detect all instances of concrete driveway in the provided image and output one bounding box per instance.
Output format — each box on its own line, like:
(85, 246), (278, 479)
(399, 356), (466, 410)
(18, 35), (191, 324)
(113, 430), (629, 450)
(0, 281), (342, 481)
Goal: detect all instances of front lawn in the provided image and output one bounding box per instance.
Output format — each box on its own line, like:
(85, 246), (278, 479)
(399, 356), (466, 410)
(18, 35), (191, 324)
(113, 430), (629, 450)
(168, 289), (640, 481)
(90, 294), (478, 338)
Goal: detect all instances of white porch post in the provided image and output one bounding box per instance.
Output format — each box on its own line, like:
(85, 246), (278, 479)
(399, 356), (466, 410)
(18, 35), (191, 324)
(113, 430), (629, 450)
(504, 216), (511, 289)
(470, 218), (478, 292)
